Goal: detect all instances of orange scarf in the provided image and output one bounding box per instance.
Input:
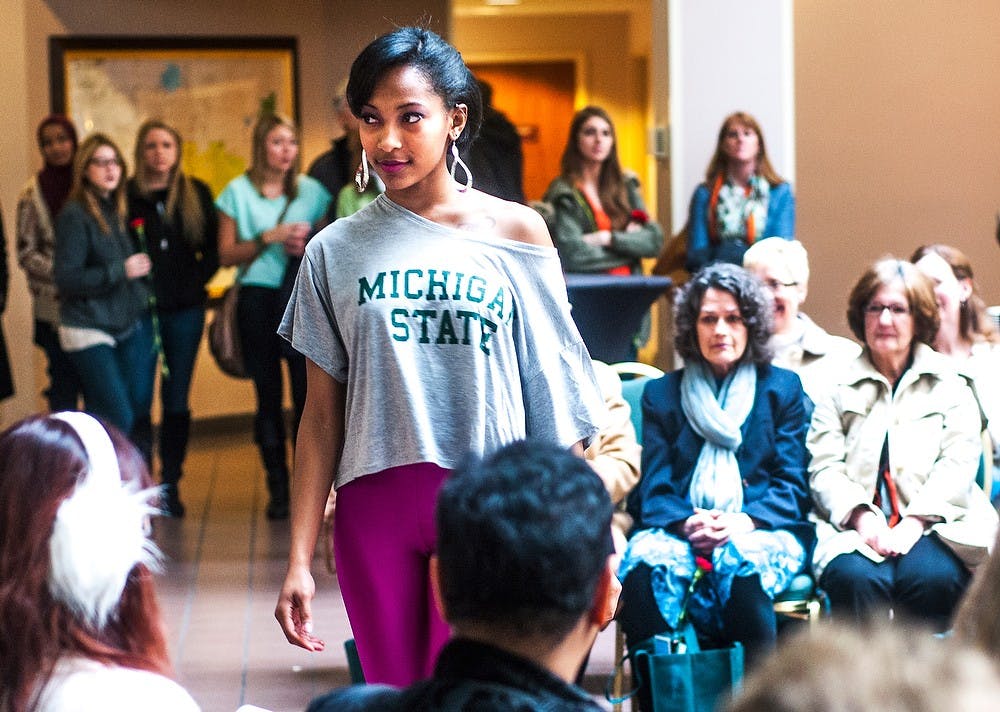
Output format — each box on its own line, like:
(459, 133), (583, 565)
(707, 172), (757, 246)
(578, 188), (630, 276)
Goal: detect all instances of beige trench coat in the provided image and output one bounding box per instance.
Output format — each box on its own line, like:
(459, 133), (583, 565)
(807, 343), (997, 577)
(585, 360), (641, 550)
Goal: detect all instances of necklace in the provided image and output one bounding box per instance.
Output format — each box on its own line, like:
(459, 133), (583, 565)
(155, 201), (169, 250)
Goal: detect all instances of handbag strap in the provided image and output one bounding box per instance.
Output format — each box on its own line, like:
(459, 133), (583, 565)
(729, 642), (745, 690)
(275, 195), (293, 226)
(235, 194), (294, 287)
(682, 622), (700, 653)
(605, 650), (642, 706)
(603, 623), (702, 705)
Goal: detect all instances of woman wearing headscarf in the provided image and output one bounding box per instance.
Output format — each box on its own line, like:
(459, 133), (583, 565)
(16, 115), (84, 410)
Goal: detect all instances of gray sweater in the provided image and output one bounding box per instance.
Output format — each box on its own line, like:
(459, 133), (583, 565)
(54, 198), (149, 337)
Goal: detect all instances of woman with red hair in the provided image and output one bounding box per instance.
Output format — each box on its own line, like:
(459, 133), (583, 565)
(686, 111), (795, 272)
(0, 413), (197, 711)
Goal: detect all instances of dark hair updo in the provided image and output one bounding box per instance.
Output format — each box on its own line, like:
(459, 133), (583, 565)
(346, 26), (483, 150)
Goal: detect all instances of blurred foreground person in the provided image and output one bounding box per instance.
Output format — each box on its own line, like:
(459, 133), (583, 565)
(0, 413), (198, 711)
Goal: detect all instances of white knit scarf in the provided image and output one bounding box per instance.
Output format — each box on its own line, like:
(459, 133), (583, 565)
(680, 361), (757, 512)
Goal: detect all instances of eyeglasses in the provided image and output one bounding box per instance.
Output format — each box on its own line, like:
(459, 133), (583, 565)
(865, 303), (910, 317)
(698, 314), (745, 328)
(88, 157), (121, 168)
(761, 279), (798, 291)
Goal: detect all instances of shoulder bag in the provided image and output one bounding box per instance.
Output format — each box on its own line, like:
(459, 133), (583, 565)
(209, 199), (293, 379)
(609, 623), (743, 712)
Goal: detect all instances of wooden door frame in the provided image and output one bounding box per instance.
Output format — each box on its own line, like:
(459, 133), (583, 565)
(461, 51), (589, 110)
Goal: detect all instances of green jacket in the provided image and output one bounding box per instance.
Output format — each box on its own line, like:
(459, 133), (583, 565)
(541, 175), (663, 273)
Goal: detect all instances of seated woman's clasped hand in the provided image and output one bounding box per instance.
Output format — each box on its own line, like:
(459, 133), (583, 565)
(850, 506), (925, 558)
(682, 509), (757, 554)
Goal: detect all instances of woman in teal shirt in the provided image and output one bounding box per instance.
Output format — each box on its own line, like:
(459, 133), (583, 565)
(217, 113), (331, 519)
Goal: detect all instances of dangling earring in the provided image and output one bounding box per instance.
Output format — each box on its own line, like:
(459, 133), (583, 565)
(355, 148), (369, 193)
(450, 141), (473, 193)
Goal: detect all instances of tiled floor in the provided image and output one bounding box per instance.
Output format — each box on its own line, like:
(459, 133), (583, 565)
(153, 422), (623, 712)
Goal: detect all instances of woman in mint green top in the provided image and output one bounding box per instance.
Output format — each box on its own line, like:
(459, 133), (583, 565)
(216, 113), (330, 519)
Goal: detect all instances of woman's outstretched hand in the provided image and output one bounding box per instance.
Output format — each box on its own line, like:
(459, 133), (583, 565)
(275, 563), (326, 651)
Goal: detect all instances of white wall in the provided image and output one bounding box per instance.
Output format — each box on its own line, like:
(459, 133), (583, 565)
(668, 0), (795, 232)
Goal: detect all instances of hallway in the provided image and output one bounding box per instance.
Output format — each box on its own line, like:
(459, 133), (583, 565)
(153, 422), (620, 711)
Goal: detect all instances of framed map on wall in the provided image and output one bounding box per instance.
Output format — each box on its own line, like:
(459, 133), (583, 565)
(49, 36), (298, 197)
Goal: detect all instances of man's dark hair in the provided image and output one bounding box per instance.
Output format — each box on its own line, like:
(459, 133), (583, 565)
(435, 440), (613, 641)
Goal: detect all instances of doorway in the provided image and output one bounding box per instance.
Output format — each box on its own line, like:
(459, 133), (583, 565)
(467, 61), (576, 202)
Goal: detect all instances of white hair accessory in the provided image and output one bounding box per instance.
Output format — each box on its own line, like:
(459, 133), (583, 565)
(48, 412), (161, 630)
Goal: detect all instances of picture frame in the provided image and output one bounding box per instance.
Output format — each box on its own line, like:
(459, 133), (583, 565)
(48, 36), (298, 196)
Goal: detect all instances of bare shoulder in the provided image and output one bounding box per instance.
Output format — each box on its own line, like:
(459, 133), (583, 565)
(476, 191), (553, 247)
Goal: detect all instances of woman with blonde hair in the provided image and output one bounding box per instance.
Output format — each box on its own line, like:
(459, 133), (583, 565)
(127, 119), (218, 518)
(54, 134), (156, 457)
(217, 112), (331, 519)
(743, 237), (859, 402)
(686, 111), (795, 272)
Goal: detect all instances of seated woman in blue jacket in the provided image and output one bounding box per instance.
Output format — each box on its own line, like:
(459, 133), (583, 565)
(618, 264), (813, 688)
(686, 112), (795, 272)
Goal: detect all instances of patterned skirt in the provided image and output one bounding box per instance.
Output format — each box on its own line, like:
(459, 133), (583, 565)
(619, 527), (806, 643)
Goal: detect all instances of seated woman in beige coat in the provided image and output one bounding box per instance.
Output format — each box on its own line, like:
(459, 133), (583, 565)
(585, 360), (641, 554)
(807, 258), (997, 631)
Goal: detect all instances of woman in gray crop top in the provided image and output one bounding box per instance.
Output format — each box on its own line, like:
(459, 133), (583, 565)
(274, 27), (605, 687)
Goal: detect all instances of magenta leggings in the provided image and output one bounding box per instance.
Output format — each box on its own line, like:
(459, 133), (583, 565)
(333, 462), (451, 686)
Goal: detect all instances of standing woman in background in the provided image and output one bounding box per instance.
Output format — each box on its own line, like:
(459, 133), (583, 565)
(128, 120), (219, 518)
(686, 111), (795, 273)
(16, 115), (84, 411)
(216, 113), (331, 520)
(543, 106), (663, 276)
(54, 134), (156, 457)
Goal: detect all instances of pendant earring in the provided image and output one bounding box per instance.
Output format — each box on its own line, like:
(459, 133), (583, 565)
(449, 142), (473, 193)
(355, 149), (369, 193)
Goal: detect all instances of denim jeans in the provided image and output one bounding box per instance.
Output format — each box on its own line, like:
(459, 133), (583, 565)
(157, 306), (206, 416)
(34, 319), (83, 411)
(68, 316), (156, 439)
